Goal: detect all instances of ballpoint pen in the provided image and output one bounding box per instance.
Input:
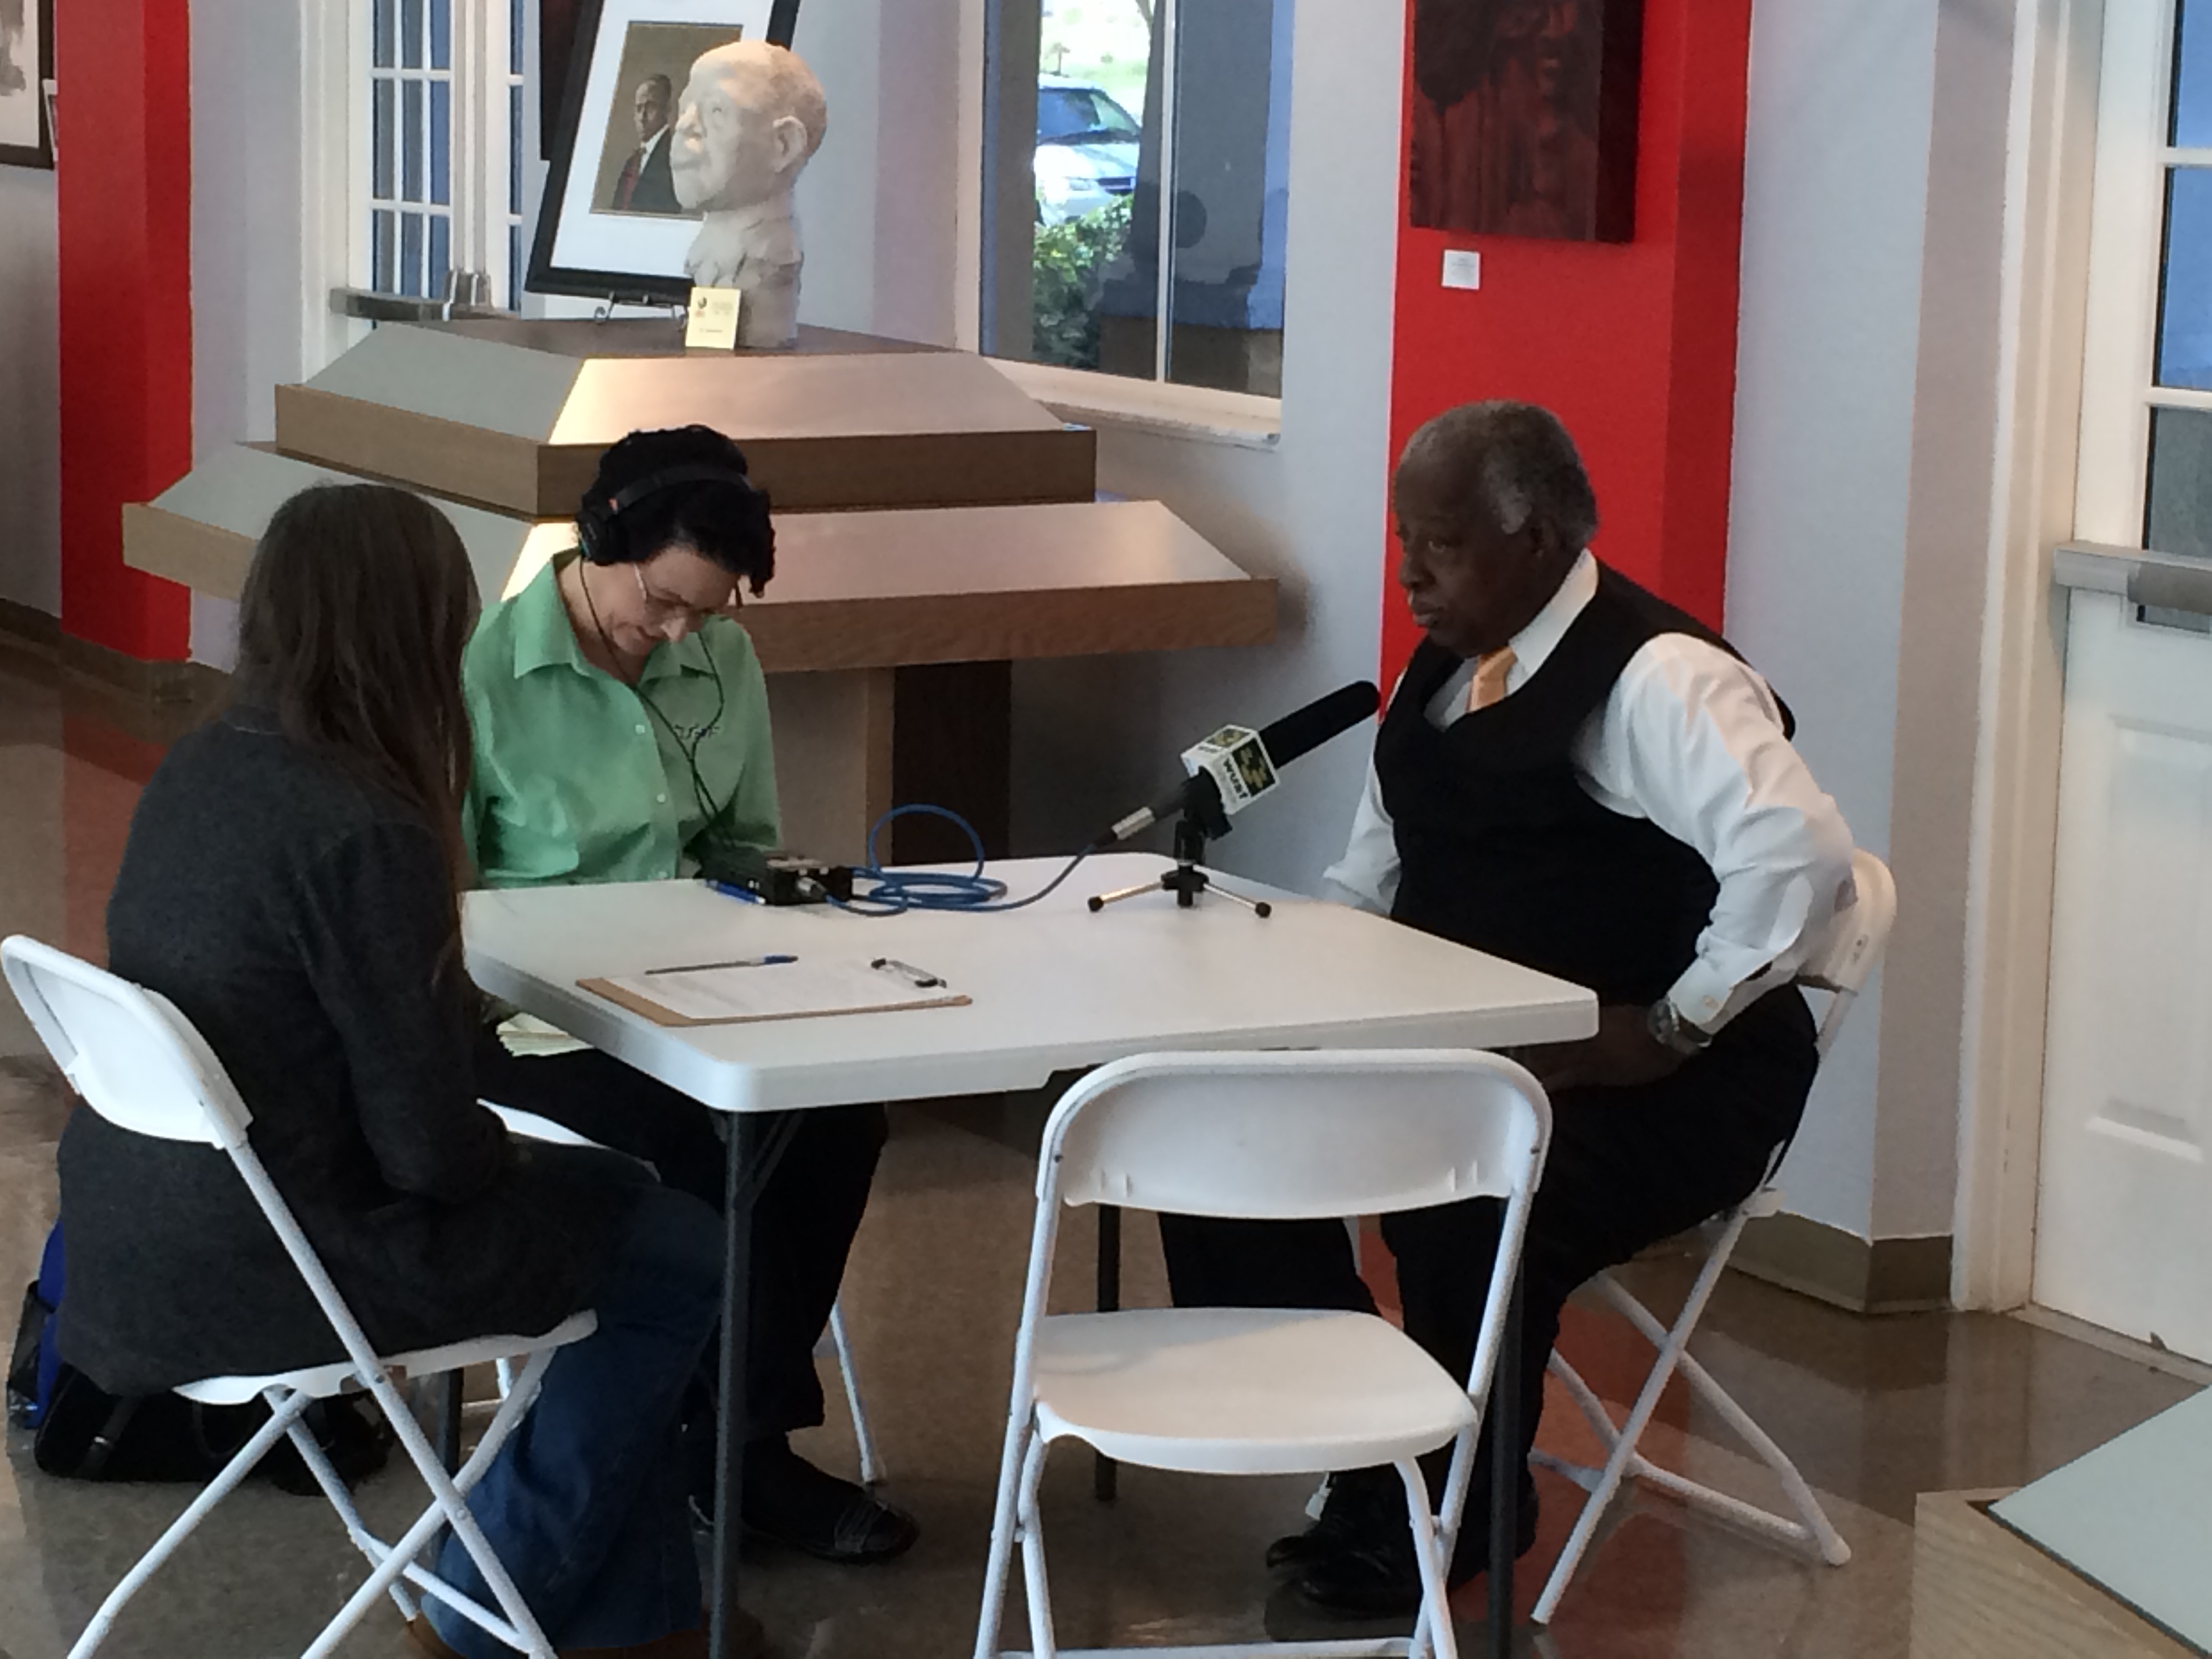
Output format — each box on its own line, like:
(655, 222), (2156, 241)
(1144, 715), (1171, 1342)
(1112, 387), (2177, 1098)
(871, 956), (945, 989)
(644, 955), (797, 976)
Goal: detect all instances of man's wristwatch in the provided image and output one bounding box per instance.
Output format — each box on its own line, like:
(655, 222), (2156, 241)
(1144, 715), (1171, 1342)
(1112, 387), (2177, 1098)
(1646, 996), (1713, 1057)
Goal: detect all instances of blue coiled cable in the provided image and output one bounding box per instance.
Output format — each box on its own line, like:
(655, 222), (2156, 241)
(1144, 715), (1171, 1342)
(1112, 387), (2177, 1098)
(832, 804), (1093, 915)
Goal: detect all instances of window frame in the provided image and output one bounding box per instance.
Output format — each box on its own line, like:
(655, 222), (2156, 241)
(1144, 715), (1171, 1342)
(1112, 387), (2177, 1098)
(2076, 0), (2210, 546)
(972, 0), (1290, 434)
(348, 0), (526, 309)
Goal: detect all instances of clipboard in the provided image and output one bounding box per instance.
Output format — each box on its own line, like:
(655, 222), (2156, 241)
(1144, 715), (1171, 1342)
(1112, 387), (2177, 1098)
(579, 957), (969, 1027)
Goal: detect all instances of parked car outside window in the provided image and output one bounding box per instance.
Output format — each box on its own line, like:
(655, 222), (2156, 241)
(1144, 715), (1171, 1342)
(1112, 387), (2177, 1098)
(1034, 77), (1140, 224)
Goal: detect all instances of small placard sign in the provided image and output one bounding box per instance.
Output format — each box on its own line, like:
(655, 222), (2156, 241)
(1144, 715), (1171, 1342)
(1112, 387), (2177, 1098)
(684, 285), (743, 350)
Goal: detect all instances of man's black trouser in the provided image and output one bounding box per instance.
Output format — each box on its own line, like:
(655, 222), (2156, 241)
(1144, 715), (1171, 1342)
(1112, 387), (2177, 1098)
(1156, 988), (1820, 1504)
(474, 1029), (888, 1441)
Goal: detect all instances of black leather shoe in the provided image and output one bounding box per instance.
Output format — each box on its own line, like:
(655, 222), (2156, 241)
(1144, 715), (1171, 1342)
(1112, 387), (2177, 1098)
(738, 1439), (920, 1565)
(1267, 1465), (1403, 1572)
(1292, 1483), (1540, 1620)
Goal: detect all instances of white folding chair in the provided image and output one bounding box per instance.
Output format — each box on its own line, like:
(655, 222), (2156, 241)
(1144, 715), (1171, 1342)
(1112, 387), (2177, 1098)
(2, 937), (595, 1659)
(973, 1048), (1553, 1659)
(1528, 849), (1897, 1625)
(483, 1101), (882, 1486)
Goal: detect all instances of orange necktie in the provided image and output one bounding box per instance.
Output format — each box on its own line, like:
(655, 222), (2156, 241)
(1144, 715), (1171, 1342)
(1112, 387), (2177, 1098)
(1468, 647), (1517, 714)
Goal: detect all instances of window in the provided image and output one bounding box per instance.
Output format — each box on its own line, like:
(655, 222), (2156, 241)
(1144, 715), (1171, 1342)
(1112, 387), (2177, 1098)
(2148, 1), (2212, 553)
(981, 0), (1296, 398)
(367, 0), (451, 298)
(506, 0), (526, 308)
(361, 0), (527, 308)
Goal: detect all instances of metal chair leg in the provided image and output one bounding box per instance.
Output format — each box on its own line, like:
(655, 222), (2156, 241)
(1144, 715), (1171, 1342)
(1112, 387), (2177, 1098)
(1398, 1457), (1462, 1659)
(279, 1391), (420, 1623)
(1531, 1209), (1849, 1626)
(828, 1300), (882, 1486)
(975, 1414), (1031, 1659)
(1015, 1431), (1059, 1659)
(65, 1391), (314, 1659)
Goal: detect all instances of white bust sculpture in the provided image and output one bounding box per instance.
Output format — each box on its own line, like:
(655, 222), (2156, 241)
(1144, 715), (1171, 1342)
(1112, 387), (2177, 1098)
(668, 41), (827, 350)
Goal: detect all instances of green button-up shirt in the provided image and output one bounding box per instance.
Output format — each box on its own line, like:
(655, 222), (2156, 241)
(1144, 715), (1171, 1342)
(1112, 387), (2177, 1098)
(462, 556), (780, 888)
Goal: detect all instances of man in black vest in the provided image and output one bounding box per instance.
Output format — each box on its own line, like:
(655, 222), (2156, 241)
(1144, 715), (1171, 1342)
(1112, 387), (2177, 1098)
(1159, 400), (1854, 1617)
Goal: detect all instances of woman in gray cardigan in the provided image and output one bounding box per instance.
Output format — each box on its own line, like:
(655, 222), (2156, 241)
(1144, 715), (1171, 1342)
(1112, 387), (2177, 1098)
(55, 484), (749, 1659)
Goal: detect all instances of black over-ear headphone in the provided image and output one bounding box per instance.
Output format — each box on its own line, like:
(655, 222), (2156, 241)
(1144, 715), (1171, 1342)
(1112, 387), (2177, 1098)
(574, 462), (761, 565)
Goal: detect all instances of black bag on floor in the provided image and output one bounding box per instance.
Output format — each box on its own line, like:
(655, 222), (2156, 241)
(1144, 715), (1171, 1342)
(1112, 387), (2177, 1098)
(32, 1361), (392, 1493)
(18, 1214), (391, 1492)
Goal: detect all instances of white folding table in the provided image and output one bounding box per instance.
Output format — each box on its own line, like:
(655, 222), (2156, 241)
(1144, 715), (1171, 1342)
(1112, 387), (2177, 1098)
(464, 853), (1597, 1658)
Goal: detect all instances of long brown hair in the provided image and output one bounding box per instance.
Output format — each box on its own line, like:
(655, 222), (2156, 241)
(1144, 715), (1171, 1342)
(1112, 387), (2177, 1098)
(233, 484), (479, 932)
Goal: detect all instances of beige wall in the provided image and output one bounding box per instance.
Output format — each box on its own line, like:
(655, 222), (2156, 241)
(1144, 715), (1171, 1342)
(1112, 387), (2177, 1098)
(1728, 0), (2018, 1242)
(0, 167), (59, 617)
(1877, 0), (2016, 1241)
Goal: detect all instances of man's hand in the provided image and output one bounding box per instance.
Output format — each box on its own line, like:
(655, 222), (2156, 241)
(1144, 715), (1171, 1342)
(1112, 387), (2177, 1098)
(1512, 1003), (1687, 1093)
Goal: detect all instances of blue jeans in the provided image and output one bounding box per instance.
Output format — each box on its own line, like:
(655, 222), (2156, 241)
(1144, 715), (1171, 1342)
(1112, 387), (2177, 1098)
(426, 1176), (724, 1656)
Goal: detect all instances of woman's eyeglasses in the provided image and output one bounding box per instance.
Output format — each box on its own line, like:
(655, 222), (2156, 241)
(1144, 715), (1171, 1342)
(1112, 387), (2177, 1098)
(632, 565), (738, 631)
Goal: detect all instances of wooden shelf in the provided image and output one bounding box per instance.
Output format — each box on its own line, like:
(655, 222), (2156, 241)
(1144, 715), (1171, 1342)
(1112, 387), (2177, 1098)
(738, 499), (1275, 672)
(274, 323), (1097, 516)
(425, 318), (947, 359)
(126, 451), (1276, 674)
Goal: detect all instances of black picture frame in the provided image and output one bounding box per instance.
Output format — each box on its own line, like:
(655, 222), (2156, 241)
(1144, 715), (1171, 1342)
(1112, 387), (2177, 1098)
(0, 0), (55, 171)
(527, 0), (802, 305)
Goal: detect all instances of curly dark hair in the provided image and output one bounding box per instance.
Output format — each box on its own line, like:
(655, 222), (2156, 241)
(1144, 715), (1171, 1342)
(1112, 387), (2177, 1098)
(577, 424), (776, 596)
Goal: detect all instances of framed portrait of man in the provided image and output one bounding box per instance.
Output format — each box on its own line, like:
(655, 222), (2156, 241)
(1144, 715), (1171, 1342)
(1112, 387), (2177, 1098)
(530, 0), (800, 301)
(0, 0), (53, 170)
(1408, 0), (1643, 243)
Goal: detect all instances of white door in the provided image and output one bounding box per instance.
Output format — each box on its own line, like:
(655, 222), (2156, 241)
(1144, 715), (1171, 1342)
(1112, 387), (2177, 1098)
(2038, 591), (2212, 1359)
(2036, 0), (2212, 1360)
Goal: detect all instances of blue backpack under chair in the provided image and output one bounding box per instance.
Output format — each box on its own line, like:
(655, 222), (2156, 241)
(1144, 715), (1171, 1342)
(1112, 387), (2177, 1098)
(5, 1218), (62, 1429)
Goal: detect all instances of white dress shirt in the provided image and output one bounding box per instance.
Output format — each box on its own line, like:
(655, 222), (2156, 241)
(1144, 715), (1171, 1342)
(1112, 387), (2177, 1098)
(1322, 550), (1855, 1033)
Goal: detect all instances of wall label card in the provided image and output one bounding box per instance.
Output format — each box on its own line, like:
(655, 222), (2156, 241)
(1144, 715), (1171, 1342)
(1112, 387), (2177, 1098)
(684, 285), (743, 350)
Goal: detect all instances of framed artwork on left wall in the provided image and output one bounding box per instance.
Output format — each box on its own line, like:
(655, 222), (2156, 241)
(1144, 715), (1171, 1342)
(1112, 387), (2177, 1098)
(0, 0), (52, 169)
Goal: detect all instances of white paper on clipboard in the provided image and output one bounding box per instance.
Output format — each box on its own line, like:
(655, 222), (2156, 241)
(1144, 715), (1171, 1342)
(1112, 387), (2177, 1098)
(581, 958), (966, 1027)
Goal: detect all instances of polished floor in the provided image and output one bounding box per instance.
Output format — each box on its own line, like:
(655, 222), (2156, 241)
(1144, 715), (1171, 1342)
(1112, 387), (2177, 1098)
(0, 637), (2200, 1659)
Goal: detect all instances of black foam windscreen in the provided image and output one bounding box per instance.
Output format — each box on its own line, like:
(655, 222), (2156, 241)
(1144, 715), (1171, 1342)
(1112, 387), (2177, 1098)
(1256, 680), (1382, 769)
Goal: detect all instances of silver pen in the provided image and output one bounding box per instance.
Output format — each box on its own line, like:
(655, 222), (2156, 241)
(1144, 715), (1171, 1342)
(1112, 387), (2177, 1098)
(870, 956), (945, 989)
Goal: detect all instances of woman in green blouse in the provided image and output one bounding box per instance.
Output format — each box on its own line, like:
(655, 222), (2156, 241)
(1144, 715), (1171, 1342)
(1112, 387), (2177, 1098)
(464, 425), (916, 1568)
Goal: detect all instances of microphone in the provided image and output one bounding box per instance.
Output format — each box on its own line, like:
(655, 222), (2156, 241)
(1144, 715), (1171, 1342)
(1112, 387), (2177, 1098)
(1091, 680), (1382, 849)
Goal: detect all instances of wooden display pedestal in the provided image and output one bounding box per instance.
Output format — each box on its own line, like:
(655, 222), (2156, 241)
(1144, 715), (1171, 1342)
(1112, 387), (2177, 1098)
(125, 321), (1276, 864)
(1910, 1490), (2199, 1659)
(273, 320), (1100, 516)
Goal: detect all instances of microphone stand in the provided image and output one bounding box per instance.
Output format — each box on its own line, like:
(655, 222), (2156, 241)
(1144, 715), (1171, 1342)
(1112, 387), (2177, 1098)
(1086, 810), (1273, 918)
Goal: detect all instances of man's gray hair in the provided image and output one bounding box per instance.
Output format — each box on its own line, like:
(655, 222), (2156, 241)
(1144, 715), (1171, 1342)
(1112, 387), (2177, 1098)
(1401, 401), (1599, 550)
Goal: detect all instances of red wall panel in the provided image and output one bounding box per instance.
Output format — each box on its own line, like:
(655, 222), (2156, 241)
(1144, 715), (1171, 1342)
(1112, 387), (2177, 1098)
(1382, 0), (1753, 688)
(55, 0), (194, 661)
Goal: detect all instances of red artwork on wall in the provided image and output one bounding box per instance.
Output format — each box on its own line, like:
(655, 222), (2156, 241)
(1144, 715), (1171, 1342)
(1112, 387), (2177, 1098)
(1382, 0), (1755, 686)
(1408, 0), (1643, 243)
